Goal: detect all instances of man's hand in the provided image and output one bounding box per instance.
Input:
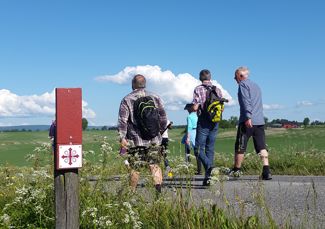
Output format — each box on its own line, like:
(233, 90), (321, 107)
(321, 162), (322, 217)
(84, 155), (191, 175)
(185, 138), (190, 146)
(245, 119), (253, 128)
(119, 138), (128, 156)
(120, 138), (128, 147)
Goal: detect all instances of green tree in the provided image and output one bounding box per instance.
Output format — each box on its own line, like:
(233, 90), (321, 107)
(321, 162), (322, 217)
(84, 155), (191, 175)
(303, 117), (310, 127)
(264, 117), (269, 129)
(82, 118), (88, 130)
(219, 120), (231, 129)
(229, 116), (239, 127)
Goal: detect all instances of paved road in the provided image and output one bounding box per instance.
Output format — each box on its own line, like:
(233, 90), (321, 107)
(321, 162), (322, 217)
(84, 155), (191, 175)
(91, 175), (325, 228)
(163, 175), (325, 228)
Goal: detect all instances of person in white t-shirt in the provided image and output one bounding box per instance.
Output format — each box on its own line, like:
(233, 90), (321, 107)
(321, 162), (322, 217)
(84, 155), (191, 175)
(161, 120), (173, 171)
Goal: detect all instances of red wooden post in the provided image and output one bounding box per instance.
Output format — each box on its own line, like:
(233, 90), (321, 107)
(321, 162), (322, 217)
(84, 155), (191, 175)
(55, 88), (82, 229)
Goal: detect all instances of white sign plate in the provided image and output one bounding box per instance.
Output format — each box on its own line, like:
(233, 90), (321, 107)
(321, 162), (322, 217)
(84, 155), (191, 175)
(57, 144), (82, 169)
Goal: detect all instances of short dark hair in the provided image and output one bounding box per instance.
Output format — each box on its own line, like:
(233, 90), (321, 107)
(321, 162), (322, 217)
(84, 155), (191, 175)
(199, 69), (211, 82)
(132, 74), (146, 89)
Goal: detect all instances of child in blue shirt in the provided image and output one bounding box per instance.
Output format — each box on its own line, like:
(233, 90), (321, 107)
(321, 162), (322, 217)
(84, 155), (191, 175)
(182, 104), (201, 175)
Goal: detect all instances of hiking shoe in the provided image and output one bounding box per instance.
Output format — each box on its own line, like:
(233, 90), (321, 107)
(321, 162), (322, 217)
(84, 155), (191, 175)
(202, 178), (211, 186)
(261, 172), (272, 180)
(206, 166), (214, 177)
(228, 169), (243, 178)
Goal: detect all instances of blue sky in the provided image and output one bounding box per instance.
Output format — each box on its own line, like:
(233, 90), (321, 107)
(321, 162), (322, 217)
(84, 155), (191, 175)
(0, 0), (324, 126)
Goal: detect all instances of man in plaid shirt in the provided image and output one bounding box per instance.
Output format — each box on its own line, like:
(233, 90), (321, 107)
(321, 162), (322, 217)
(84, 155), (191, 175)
(192, 69), (223, 186)
(118, 74), (168, 192)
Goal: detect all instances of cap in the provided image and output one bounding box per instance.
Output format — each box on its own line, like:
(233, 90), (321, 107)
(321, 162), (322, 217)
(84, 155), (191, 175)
(184, 103), (193, 110)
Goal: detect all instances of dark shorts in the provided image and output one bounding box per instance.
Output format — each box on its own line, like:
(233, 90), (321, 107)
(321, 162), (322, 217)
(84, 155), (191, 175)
(235, 123), (266, 154)
(127, 145), (163, 169)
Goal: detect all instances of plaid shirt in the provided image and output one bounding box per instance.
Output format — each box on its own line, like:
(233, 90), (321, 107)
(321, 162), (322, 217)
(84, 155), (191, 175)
(118, 89), (168, 147)
(192, 81), (223, 110)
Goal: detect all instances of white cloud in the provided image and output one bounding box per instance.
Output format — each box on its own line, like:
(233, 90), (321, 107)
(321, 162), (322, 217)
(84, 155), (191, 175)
(263, 104), (284, 110)
(0, 122), (13, 127)
(0, 89), (96, 119)
(95, 65), (235, 110)
(81, 100), (96, 119)
(296, 100), (313, 107)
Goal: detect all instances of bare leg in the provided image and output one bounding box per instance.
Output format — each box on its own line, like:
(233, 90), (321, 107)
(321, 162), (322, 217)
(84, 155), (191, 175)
(259, 149), (271, 179)
(149, 164), (163, 185)
(130, 170), (140, 192)
(259, 149), (269, 166)
(234, 152), (245, 168)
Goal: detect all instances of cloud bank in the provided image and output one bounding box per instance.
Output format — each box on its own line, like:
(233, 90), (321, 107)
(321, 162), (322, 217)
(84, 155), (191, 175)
(0, 89), (96, 118)
(296, 100), (313, 107)
(96, 65), (235, 110)
(263, 104), (284, 110)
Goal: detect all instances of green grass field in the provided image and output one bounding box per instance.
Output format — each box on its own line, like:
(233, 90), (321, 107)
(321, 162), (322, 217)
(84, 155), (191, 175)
(1, 127), (325, 175)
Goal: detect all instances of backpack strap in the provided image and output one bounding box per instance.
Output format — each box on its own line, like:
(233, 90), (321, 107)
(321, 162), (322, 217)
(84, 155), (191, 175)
(201, 84), (217, 93)
(201, 84), (213, 90)
(199, 85), (223, 119)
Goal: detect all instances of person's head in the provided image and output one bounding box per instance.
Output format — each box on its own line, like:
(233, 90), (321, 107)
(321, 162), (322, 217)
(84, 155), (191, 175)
(132, 74), (146, 90)
(234, 67), (249, 84)
(199, 69), (211, 82)
(184, 103), (194, 113)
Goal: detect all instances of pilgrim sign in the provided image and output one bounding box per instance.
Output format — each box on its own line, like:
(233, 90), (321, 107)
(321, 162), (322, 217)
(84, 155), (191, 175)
(55, 88), (82, 229)
(55, 88), (83, 170)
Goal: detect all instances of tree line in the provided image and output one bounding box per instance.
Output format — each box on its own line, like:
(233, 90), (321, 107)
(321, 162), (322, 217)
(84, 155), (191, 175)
(1, 117), (324, 133)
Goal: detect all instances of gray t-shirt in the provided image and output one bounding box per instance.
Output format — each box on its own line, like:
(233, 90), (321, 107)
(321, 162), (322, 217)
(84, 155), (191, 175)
(238, 79), (265, 125)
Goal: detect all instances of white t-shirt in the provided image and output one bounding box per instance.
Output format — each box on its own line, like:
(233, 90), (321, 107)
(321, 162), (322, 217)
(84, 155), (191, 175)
(161, 120), (171, 138)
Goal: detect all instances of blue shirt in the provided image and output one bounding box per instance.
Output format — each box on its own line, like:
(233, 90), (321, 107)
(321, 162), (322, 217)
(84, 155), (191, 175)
(238, 79), (265, 125)
(187, 112), (198, 132)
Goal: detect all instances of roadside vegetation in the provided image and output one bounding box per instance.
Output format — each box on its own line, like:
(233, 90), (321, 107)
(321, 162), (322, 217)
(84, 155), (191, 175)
(0, 126), (324, 228)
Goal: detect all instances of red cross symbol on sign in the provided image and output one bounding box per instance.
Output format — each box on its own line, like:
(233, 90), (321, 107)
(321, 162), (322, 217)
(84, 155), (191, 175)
(62, 148), (80, 165)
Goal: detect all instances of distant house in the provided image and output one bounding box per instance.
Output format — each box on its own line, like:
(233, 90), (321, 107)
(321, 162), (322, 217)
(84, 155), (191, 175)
(282, 123), (298, 129)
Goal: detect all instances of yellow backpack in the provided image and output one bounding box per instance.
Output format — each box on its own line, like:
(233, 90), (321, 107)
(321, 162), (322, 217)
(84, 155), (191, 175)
(207, 101), (225, 122)
(203, 85), (228, 123)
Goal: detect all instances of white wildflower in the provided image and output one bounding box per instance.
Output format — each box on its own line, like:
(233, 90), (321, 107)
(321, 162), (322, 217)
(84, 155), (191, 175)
(123, 214), (130, 224)
(0, 214), (10, 225)
(106, 219), (113, 226)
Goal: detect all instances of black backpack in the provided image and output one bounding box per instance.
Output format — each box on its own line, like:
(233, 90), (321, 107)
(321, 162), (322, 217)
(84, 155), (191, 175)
(134, 96), (160, 140)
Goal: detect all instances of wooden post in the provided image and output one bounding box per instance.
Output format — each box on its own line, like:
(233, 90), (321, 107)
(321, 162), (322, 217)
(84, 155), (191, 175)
(55, 88), (82, 229)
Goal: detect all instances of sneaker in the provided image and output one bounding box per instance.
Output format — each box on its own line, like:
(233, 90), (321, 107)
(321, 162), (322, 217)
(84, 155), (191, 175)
(228, 169), (243, 178)
(261, 172), (272, 180)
